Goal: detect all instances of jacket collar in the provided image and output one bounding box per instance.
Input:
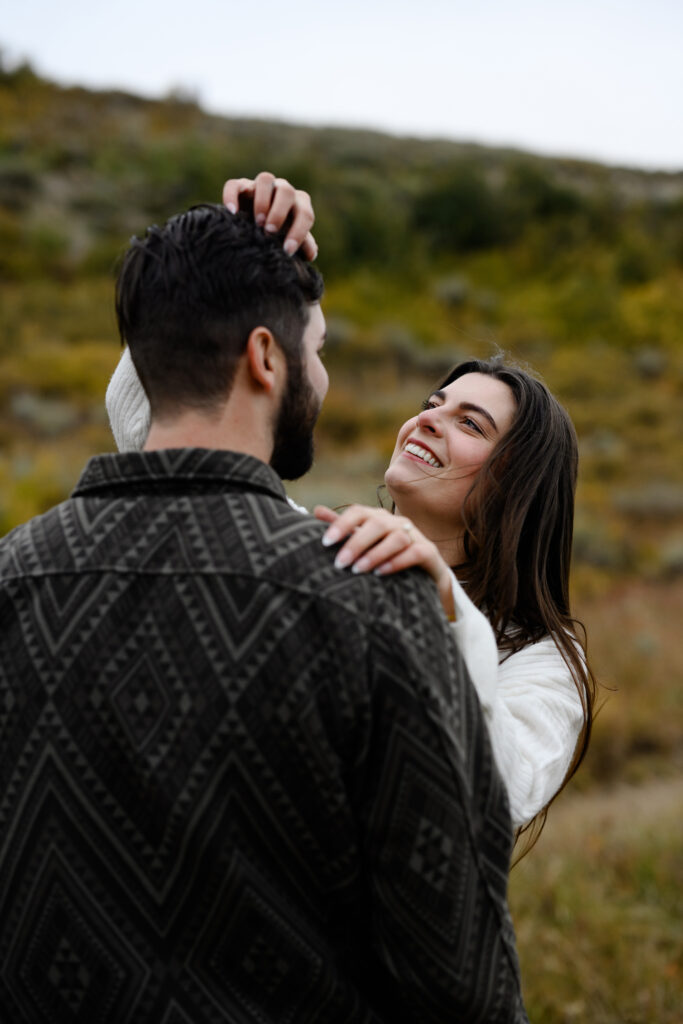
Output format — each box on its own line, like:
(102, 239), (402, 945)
(72, 449), (288, 502)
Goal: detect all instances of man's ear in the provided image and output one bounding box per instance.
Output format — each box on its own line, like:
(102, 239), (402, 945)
(245, 326), (286, 394)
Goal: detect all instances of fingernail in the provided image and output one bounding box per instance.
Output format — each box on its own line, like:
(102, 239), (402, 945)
(265, 221), (277, 234)
(334, 550), (352, 570)
(255, 213), (266, 227)
(351, 557), (370, 575)
(322, 530), (339, 547)
(284, 239), (298, 255)
(226, 202), (237, 214)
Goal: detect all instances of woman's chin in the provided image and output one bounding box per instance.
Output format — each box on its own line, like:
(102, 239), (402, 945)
(383, 465), (401, 497)
(385, 459), (421, 493)
(383, 469), (415, 514)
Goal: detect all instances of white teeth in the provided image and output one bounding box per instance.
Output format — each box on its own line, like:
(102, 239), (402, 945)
(404, 442), (442, 468)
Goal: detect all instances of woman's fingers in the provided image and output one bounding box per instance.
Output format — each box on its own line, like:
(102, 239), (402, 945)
(221, 176), (257, 213)
(349, 534), (426, 574)
(321, 507), (417, 571)
(321, 505), (392, 546)
(221, 172), (317, 259)
(373, 542), (432, 576)
(297, 230), (318, 261)
(313, 504), (338, 524)
(332, 520), (402, 569)
(267, 180), (316, 256)
(284, 200), (317, 259)
(317, 503), (456, 618)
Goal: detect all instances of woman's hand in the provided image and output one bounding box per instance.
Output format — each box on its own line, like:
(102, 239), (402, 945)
(315, 504), (456, 620)
(222, 171), (318, 260)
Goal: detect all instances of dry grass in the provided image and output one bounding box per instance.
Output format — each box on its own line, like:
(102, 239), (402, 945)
(573, 578), (683, 787)
(509, 778), (682, 1023)
(510, 576), (683, 1022)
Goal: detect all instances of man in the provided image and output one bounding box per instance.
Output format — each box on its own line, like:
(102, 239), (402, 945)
(0, 195), (528, 1022)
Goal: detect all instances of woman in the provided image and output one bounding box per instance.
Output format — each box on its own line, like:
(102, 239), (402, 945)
(316, 358), (595, 846)
(106, 174), (595, 842)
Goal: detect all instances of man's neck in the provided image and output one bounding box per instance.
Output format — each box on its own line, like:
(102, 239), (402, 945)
(144, 402), (272, 465)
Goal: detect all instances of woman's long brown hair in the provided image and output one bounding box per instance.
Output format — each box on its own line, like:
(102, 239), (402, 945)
(440, 356), (597, 857)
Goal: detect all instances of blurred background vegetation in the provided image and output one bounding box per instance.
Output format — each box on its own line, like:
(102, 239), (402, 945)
(1, 54), (681, 1021)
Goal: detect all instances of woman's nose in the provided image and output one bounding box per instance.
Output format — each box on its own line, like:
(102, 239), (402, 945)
(417, 409), (439, 434)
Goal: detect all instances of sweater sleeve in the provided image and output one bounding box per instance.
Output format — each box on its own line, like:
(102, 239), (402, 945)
(446, 571), (584, 829)
(448, 572), (500, 707)
(105, 346), (151, 452)
(486, 640), (584, 828)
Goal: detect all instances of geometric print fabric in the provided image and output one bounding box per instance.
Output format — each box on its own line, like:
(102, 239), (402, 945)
(0, 448), (528, 1022)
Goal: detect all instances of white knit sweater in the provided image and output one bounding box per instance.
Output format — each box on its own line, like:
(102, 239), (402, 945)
(448, 576), (582, 828)
(106, 349), (584, 828)
(106, 347), (151, 452)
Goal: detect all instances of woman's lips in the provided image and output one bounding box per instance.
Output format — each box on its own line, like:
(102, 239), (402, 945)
(403, 441), (443, 468)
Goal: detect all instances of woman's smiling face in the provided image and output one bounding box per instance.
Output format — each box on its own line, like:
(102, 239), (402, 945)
(385, 372), (517, 548)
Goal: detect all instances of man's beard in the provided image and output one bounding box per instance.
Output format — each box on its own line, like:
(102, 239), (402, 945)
(269, 356), (321, 481)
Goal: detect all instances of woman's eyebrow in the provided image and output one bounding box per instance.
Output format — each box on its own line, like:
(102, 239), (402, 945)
(429, 391), (498, 431)
(460, 402), (498, 431)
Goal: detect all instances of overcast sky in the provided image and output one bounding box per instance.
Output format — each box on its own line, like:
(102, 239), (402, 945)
(3, 0), (682, 171)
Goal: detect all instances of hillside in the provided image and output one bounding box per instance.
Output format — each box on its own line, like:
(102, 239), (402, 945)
(1, 66), (681, 555)
(2, 52), (683, 750)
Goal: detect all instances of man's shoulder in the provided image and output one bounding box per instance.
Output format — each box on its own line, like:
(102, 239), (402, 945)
(0, 487), (441, 635)
(0, 501), (68, 576)
(240, 495), (441, 614)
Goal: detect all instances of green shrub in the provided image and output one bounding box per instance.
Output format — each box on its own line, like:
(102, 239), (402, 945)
(413, 162), (507, 252)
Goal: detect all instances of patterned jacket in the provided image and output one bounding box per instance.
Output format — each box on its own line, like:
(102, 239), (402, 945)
(0, 449), (527, 1023)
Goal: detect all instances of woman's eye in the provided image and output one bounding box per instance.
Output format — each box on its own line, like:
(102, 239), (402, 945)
(463, 416), (483, 434)
(421, 399), (437, 411)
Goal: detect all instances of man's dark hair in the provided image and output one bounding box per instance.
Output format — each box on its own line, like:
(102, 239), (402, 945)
(115, 203), (324, 418)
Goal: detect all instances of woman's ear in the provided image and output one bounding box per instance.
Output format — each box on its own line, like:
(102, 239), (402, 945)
(245, 326), (286, 394)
